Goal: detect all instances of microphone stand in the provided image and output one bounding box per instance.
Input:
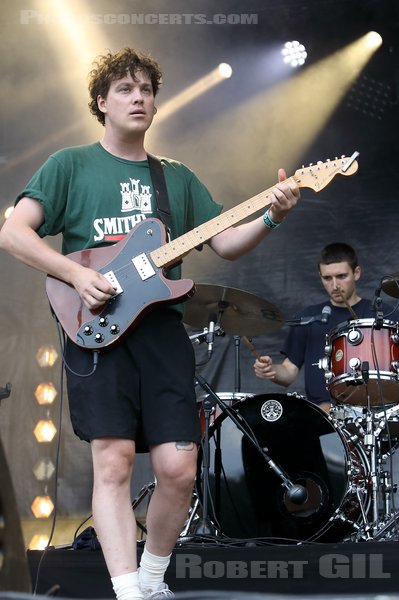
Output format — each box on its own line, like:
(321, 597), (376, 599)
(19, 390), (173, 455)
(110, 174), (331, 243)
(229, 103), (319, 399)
(372, 283), (384, 329)
(194, 372), (308, 537)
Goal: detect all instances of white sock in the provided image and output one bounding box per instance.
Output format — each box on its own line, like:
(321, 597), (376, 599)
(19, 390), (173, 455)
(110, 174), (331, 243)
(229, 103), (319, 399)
(111, 571), (143, 600)
(139, 546), (171, 590)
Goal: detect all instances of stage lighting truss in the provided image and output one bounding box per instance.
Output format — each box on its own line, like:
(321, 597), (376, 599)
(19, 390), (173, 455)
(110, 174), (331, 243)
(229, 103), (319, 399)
(282, 40), (308, 67)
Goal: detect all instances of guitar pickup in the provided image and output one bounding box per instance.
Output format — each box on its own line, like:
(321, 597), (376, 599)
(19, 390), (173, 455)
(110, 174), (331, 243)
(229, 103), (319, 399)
(132, 253), (156, 281)
(103, 270), (123, 295)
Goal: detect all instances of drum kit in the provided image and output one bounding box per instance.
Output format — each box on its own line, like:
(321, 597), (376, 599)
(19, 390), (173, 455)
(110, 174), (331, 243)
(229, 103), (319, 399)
(182, 280), (399, 544)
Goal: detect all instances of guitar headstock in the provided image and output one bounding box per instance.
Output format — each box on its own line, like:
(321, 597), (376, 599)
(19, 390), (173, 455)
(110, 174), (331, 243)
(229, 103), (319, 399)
(294, 152), (359, 192)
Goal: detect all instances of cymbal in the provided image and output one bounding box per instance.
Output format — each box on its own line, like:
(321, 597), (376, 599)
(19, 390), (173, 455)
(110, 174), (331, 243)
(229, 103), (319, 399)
(183, 283), (284, 336)
(381, 273), (399, 299)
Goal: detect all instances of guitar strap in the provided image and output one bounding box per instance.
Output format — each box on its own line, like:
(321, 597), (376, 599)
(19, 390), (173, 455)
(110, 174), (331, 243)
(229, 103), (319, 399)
(147, 153), (172, 233)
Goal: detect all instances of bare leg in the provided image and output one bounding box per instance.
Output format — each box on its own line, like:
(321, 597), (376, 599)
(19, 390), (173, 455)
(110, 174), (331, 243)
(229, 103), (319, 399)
(145, 441), (198, 556)
(91, 437), (138, 576)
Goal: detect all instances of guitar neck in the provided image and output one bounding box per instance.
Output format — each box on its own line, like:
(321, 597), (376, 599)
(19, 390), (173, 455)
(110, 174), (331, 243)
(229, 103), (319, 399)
(150, 184), (276, 269)
(149, 153), (360, 269)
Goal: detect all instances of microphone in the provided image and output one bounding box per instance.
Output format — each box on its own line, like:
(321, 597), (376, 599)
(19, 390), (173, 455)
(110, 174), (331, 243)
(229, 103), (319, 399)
(286, 305), (332, 326)
(320, 305), (332, 323)
(372, 282), (384, 329)
(372, 282), (382, 312)
(361, 361), (370, 385)
(286, 483), (308, 505)
(207, 313), (217, 358)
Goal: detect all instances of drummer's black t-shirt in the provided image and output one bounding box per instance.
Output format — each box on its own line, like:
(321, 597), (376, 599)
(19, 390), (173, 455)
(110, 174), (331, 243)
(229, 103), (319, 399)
(281, 298), (398, 405)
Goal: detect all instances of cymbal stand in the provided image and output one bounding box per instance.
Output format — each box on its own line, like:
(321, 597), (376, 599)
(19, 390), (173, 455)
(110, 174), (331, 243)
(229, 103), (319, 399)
(233, 336), (241, 393)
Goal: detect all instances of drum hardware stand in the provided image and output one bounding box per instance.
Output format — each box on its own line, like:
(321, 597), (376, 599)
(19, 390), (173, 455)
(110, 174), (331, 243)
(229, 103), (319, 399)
(194, 372), (309, 538)
(342, 360), (399, 541)
(179, 493), (201, 539)
(233, 336), (242, 393)
(192, 380), (220, 537)
(130, 480), (156, 538)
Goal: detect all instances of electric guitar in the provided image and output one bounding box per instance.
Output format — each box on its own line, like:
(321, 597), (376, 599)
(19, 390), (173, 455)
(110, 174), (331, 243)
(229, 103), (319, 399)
(46, 154), (359, 349)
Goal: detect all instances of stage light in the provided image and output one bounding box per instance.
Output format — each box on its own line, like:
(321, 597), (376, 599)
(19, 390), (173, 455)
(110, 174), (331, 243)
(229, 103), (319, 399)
(35, 383), (57, 405)
(33, 458), (56, 482)
(218, 63), (233, 79)
(36, 345), (58, 368)
(33, 420), (57, 443)
(281, 41), (308, 68)
(31, 495), (54, 519)
(366, 31), (383, 49)
(156, 63), (233, 123)
(28, 534), (50, 550)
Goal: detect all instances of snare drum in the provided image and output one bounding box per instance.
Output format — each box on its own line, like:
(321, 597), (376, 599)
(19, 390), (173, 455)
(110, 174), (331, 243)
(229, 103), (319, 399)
(325, 319), (399, 406)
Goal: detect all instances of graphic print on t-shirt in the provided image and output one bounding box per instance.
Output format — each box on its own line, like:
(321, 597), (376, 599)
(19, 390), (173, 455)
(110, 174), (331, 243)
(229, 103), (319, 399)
(93, 177), (153, 243)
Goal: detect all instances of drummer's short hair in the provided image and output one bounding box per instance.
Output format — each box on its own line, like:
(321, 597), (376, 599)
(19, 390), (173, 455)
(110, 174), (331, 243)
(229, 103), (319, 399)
(318, 243), (358, 272)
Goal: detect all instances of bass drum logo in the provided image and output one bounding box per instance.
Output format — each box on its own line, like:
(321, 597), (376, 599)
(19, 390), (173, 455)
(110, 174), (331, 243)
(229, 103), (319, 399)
(260, 399), (283, 422)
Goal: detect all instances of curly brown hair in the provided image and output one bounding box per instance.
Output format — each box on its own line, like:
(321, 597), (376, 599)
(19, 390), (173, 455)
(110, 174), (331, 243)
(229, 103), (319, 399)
(88, 47), (163, 126)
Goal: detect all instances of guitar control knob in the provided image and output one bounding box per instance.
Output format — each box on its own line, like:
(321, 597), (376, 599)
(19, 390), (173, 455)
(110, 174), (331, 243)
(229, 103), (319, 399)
(94, 333), (105, 343)
(99, 317), (108, 327)
(83, 326), (94, 336)
(110, 324), (120, 335)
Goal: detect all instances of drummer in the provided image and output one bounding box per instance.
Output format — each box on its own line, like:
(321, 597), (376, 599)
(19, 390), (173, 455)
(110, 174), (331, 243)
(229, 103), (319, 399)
(253, 242), (398, 412)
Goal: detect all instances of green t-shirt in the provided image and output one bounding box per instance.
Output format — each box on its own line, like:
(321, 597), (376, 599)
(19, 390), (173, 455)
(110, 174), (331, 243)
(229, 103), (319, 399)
(16, 142), (223, 315)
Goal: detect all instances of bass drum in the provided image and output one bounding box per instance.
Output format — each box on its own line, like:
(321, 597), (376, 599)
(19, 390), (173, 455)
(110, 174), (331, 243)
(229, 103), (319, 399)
(197, 393), (370, 543)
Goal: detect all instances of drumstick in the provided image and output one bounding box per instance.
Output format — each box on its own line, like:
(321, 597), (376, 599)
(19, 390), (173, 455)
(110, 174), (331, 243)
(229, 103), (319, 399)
(242, 335), (262, 361)
(336, 288), (358, 319)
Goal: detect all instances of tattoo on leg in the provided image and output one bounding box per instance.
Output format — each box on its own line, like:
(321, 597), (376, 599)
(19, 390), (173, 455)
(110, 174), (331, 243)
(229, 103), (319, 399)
(175, 441), (195, 451)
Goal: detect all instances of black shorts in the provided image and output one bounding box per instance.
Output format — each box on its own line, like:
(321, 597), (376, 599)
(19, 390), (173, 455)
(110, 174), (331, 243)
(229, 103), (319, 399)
(64, 308), (201, 450)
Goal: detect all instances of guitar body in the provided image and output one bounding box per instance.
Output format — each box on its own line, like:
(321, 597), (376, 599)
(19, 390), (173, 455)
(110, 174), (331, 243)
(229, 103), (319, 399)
(45, 218), (194, 349)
